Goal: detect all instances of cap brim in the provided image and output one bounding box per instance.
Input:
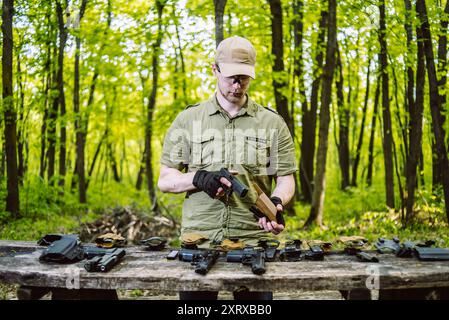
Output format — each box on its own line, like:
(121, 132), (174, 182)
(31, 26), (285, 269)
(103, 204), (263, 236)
(219, 63), (255, 79)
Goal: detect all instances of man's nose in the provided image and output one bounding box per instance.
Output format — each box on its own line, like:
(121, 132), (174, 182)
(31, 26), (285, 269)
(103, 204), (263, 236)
(232, 78), (242, 87)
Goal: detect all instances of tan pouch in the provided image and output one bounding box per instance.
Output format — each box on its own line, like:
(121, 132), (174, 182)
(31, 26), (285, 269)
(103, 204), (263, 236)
(338, 236), (368, 248)
(307, 240), (333, 253)
(218, 239), (246, 251)
(95, 233), (126, 248)
(180, 233), (209, 245)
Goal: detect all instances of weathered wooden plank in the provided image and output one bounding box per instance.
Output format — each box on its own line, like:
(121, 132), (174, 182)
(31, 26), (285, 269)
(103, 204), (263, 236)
(1, 240), (449, 292)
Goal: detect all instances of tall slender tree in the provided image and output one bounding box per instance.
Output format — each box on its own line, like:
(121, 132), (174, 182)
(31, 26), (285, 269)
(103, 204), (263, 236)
(432, 0), (449, 190)
(351, 56), (371, 186)
(304, 0), (337, 228)
(378, 0), (395, 208)
(56, 0), (69, 190)
(292, 0), (306, 201)
(405, 20), (425, 225)
(146, 0), (166, 213)
(299, 7), (327, 203)
(268, 0), (293, 135)
(73, 0), (88, 203)
(416, 0), (449, 222)
(335, 44), (350, 190)
(214, 0), (227, 47)
(2, 0), (20, 217)
(39, 4), (53, 180)
(16, 54), (26, 185)
(367, 79), (380, 187)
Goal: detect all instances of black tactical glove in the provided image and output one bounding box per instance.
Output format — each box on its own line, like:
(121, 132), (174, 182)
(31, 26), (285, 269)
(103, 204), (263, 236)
(192, 170), (225, 199)
(270, 196), (283, 208)
(250, 196), (285, 227)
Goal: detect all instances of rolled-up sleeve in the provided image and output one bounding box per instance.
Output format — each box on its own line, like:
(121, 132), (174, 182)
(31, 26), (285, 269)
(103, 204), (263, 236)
(271, 117), (297, 176)
(160, 113), (190, 171)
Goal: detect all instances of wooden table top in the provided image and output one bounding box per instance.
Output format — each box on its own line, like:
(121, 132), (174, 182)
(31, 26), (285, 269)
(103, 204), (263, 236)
(1, 240), (449, 292)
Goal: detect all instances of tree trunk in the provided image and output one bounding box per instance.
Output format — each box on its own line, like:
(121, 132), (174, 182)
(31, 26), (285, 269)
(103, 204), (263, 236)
(86, 132), (106, 189)
(107, 142), (120, 183)
(432, 0), (449, 190)
(103, 86), (120, 184)
(146, 0), (165, 213)
(336, 45), (350, 190)
(17, 57), (26, 185)
(304, 0), (337, 228)
(173, 5), (187, 104)
(404, 0), (414, 143)
(0, 134), (5, 179)
(39, 6), (52, 180)
(416, 0), (449, 222)
(47, 43), (58, 183)
(405, 21), (425, 225)
(379, 0), (395, 208)
(213, 0), (227, 47)
(82, 0), (111, 191)
(299, 7), (327, 203)
(391, 65), (408, 174)
(351, 56), (371, 186)
(292, 0), (306, 202)
(2, 0), (20, 218)
(367, 77), (380, 187)
(136, 146), (146, 190)
(268, 0), (294, 136)
(74, 0), (88, 203)
(56, 0), (68, 190)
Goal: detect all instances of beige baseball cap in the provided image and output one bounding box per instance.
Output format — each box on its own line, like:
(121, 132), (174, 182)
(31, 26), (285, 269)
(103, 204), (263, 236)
(215, 36), (256, 79)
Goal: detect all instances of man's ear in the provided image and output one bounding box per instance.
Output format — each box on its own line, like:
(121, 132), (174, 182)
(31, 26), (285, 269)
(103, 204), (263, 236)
(212, 63), (218, 75)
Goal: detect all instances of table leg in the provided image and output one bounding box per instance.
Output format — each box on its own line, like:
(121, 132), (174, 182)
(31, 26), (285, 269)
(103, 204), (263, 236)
(17, 286), (51, 300)
(339, 289), (372, 300)
(16, 286), (118, 300)
(51, 288), (118, 300)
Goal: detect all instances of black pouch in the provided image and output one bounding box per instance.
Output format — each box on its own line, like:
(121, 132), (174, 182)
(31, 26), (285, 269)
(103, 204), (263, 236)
(38, 234), (84, 263)
(415, 247), (449, 261)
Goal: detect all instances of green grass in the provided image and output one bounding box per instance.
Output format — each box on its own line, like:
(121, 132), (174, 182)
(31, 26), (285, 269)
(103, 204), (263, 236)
(0, 171), (448, 246)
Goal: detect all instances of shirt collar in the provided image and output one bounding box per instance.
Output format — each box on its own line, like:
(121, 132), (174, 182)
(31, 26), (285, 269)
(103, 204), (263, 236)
(208, 93), (256, 117)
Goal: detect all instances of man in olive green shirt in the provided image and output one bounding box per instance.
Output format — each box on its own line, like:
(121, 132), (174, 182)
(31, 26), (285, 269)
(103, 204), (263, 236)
(158, 36), (297, 299)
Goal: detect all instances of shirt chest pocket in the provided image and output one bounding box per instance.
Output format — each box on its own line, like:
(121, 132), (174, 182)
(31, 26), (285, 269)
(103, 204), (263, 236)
(244, 136), (270, 168)
(191, 136), (222, 166)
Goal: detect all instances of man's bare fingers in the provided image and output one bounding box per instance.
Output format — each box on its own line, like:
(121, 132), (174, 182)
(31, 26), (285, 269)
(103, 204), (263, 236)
(272, 224), (284, 235)
(260, 217), (269, 231)
(215, 187), (225, 198)
(266, 221), (274, 232)
(219, 177), (232, 188)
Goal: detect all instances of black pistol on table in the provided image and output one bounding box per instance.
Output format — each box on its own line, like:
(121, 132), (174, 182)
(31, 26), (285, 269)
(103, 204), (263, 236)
(227, 247), (266, 275)
(84, 248), (126, 272)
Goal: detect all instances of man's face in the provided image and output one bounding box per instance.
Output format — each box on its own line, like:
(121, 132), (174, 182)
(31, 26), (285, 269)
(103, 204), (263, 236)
(213, 64), (252, 104)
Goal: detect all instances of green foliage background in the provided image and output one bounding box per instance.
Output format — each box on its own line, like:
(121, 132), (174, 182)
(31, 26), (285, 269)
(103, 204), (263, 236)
(0, 0), (448, 246)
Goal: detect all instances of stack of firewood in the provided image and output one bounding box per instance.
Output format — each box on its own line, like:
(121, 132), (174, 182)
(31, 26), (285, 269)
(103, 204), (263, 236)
(79, 206), (178, 244)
